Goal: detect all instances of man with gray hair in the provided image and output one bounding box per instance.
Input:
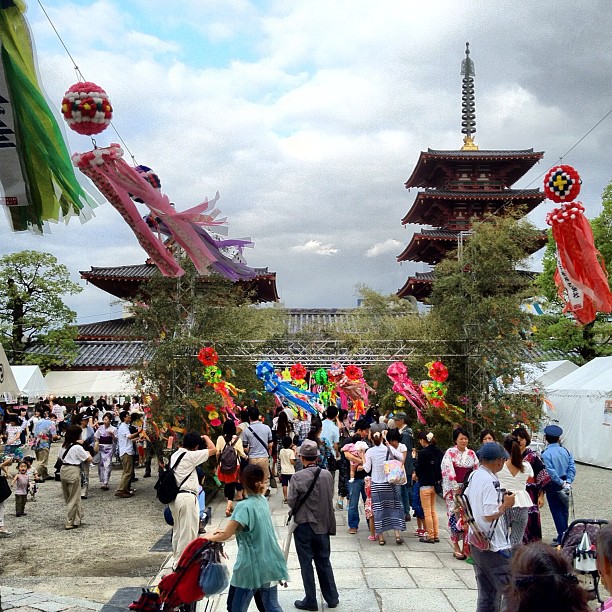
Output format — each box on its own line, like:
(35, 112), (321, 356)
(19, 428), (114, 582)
(288, 439), (338, 611)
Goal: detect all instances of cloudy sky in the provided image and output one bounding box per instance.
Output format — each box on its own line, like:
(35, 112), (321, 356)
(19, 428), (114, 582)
(2, 0), (612, 324)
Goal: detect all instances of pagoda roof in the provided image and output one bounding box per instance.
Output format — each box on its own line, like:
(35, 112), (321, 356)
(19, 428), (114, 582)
(401, 188), (544, 226)
(397, 229), (460, 264)
(397, 272), (435, 301)
(80, 264), (278, 303)
(405, 149), (544, 189)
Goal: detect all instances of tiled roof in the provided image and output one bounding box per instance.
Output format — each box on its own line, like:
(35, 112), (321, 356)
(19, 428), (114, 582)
(78, 318), (136, 339)
(80, 264), (159, 279)
(285, 309), (361, 335)
(426, 149), (542, 157)
(417, 189), (543, 199)
(27, 341), (152, 369)
(418, 229), (460, 239)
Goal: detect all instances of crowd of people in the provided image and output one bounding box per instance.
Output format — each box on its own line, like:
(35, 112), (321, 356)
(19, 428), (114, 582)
(1, 395), (608, 612)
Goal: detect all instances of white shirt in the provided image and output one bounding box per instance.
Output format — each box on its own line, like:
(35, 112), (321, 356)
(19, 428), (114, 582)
(465, 466), (511, 552)
(279, 448), (296, 475)
(170, 448), (209, 494)
(363, 444), (404, 484)
(117, 422), (135, 456)
(497, 461), (534, 508)
(60, 445), (91, 465)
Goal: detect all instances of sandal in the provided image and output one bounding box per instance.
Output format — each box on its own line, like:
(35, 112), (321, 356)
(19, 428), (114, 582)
(378, 538), (386, 546)
(395, 537), (404, 545)
(368, 535), (378, 541)
(419, 537), (436, 543)
(453, 552), (467, 560)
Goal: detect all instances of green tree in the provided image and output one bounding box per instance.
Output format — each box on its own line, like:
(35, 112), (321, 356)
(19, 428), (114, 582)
(428, 215), (545, 435)
(0, 250), (82, 369)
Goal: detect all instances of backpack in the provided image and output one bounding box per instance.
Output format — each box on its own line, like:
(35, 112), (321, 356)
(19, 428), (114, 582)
(218, 437), (239, 474)
(154, 451), (192, 504)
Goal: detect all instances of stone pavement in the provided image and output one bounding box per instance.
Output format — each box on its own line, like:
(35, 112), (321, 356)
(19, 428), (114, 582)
(0, 587), (104, 612)
(188, 488), (478, 612)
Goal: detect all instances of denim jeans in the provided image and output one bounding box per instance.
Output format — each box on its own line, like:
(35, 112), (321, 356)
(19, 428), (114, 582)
(399, 481), (412, 516)
(229, 583), (281, 612)
(348, 478), (366, 529)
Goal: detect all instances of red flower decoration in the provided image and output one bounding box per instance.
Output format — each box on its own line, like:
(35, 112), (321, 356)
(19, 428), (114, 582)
(205, 404), (217, 412)
(427, 361), (449, 383)
(198, 346), (219, 366)
(290, 363), (307, 381)
(210, 418), (222, 427)
(344, 365), (363, 380)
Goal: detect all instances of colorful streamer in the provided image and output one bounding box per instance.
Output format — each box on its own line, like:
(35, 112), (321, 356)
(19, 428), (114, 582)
(0, 1), (96, 232)
(386, 361), (428, 425)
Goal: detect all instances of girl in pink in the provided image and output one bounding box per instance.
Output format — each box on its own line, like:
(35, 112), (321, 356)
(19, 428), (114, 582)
(11, 461), (29, 517)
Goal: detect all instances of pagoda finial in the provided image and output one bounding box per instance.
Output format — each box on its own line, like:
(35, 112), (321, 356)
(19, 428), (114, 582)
(460, 42), (478, 150)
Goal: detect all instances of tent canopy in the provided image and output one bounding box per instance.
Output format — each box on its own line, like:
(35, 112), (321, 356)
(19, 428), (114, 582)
(0, 345), (20, 402)
(11, 365), (48, 399)
(501, 360), (579, 393)
(45, 370), (136, 398)
(545, 357), (612, 469)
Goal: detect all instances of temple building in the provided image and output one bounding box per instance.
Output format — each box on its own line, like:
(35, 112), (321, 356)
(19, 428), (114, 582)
(397, 43), (545, 302)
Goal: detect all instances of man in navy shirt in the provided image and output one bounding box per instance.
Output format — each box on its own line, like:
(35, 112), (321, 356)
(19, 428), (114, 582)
(542, 424), (576, 545)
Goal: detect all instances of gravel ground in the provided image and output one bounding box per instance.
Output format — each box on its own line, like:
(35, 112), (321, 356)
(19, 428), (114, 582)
(0, 447), (610, 604)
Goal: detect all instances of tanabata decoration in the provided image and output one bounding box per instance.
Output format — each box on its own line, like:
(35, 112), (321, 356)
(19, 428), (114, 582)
(386, 361), (427, 425)
(0, 2), (96, 232)
(198, 347), (241, 421)
(335, 364), (373, 417)
(427, 361), (448, 383)
(72, 143), (257, 280)
(61, 81), (112, 135)
(255, 361), (319, 415)
(312, 368), (336, 407)
(544, 166), (612, 325)
(420, 360), (464, 422)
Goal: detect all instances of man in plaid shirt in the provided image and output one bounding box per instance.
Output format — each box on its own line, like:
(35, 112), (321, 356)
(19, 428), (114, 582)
(293, 415), (312, 445)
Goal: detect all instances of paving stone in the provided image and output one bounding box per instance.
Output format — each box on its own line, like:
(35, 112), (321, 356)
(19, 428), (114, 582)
(407, 567), (465, 589)
(453, 567), (478, 590)
(358, 548), (401, 568)
(377, 588), (453, 611)
(394, 549), (444, 569)
(363, 567), (416, 589)
(443, 587), (479, 610)
(28, 602), (71, 612)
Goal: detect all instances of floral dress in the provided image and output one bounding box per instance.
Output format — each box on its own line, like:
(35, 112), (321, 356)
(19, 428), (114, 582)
(441, 446), (479, 546)
(522, 448), (552, 543)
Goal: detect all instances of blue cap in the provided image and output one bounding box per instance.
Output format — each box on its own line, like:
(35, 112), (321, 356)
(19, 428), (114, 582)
(478, 442), (509, 461)
(544, 424), (563, 437)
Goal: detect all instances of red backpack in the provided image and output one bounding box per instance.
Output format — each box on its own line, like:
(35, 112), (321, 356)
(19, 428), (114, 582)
(157, 538), (209, 608)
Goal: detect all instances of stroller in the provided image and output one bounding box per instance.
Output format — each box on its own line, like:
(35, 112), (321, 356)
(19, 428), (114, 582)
(560, 518), (609, 604)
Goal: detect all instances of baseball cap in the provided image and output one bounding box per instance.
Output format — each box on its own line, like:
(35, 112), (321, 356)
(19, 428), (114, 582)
(478, 442), (509, 461)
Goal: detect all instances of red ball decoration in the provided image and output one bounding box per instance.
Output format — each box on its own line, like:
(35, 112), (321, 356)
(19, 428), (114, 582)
(61, 81), (113, 135)
(543, 165), (581, 203)
(290, 362), (307, 381)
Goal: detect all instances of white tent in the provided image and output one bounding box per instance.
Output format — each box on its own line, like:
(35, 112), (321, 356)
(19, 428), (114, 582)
(545, 356), (612, 469)
(502, 360), (580, 393)
(0, 345), (20, 403)
(11, 365), (48, 399)
(45, 370), (136, 398)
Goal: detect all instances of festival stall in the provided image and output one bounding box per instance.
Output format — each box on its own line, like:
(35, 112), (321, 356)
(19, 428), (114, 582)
(44, 370), (136, 399)
(544, 356), (612, 469)
(10, 365), (48, 400)
(0, 345), (20, 403)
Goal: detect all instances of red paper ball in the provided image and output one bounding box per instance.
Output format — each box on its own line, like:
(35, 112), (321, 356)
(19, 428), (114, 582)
(543, 165), (581, 203)
(61, 81), (113, 135)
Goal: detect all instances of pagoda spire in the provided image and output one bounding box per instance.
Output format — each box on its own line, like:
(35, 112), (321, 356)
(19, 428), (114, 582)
(460, 42), (478, 151)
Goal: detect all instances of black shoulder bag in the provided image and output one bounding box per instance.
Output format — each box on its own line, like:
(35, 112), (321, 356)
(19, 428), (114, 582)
(247, 426), (270, 456)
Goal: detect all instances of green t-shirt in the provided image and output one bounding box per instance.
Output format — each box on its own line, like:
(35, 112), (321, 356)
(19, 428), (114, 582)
(230, 494), (289, 589)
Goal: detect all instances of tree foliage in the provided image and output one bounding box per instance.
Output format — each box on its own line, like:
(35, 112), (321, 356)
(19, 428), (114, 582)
(0, 250), (81, 369)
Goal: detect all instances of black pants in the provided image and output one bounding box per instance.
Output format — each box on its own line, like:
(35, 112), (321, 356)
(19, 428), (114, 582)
(293, 523), (338, 607)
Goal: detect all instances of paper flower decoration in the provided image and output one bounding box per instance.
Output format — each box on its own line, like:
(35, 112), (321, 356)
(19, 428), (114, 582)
(314, 368), (328, 386)
(208, 411), (219, 420)
(427, 361), (449, 383)
(544, 165), (581, 203)
(205, 404), (217, 412)
(62, 81), (112, 135)
(344, 365), (363, 380)
(210, 418), (222, 427)
(328, 362), (344, 379)
(290, 363), (307, 381)
(198, 347), (219, 366)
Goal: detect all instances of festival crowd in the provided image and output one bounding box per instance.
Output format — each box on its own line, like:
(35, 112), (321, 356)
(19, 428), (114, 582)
(1, 396), (609, 612)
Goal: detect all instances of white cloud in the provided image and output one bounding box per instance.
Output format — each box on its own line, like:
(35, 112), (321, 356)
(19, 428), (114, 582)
(366, 239), (403, 258)
(292, 241), (338, 256)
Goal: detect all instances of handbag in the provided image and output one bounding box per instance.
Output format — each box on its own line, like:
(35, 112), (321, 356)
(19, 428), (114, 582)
(199, 542), (230, 596)
(383, 448), (407, 486)
(0, 475), (12, 503)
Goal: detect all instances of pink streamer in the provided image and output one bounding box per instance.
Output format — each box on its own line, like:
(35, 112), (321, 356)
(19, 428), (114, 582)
(387, 361), (428, 425)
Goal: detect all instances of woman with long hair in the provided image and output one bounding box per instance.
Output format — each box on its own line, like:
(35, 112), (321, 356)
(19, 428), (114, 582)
(512, 427), (551, 543)
(207, 464), (288, 611)
(498, 435), (534, 547)
(505, 542), (589, 612)
(363, 429), (405, 545)
(216, 419), (246, 517)
(441, 427), (479, 559)
(275, 411), (292, 474)
(94, 412), (116, 491)
(59, 424), (92, 529)
(414, 431), (444, 544)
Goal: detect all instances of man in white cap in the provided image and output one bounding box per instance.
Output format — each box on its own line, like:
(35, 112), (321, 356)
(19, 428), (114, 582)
(465, 442), (515, 612)
(288, 439), (338, 611)
(542, 424), (576, 545)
